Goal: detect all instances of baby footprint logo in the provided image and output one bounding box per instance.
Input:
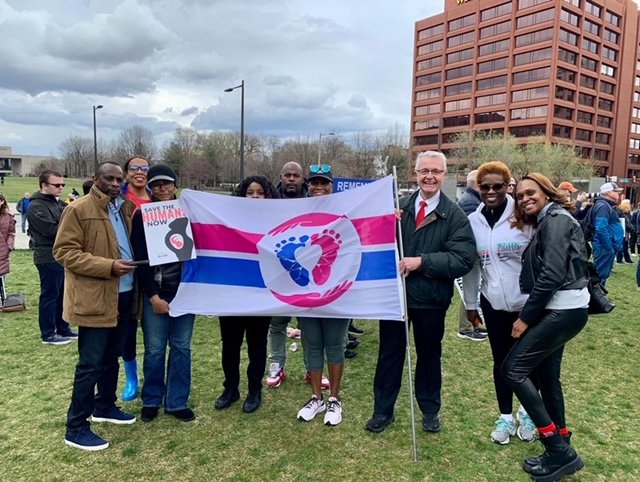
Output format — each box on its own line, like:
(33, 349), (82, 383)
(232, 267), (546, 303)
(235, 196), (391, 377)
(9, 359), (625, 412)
(309, 230), (342, 285)
(275, 235), (311, 287)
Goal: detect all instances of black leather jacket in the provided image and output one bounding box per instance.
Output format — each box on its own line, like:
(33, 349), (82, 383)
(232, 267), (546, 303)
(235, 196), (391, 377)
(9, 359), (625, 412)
(519, 203), (588, 325)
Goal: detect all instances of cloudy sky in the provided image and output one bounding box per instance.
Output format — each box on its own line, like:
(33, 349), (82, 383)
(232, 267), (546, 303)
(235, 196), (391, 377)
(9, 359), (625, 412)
(0, 0), (441, 157)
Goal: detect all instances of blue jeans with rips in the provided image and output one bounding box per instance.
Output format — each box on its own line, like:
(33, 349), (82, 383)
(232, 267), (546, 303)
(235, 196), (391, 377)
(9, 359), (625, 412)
(141, 298), (195, 411)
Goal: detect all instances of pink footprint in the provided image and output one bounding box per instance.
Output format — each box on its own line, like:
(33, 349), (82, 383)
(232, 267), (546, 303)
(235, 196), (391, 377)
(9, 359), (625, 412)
(310, 229), (342, 285)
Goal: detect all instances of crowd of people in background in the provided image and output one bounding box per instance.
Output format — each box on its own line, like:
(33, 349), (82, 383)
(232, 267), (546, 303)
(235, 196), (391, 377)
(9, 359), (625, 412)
(11, 149), (639, 482)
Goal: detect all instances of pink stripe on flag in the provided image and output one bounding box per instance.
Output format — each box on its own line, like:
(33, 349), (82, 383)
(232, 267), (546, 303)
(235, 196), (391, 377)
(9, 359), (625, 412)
(191, 223), (262, 254)
(352, 214), (396, 245)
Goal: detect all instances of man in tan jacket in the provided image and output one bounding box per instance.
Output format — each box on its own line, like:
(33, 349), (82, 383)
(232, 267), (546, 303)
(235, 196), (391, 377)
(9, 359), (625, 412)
(54, 162), (137, 451)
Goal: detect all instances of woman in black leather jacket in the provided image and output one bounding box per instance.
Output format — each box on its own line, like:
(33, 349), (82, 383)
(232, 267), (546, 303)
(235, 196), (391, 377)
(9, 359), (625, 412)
(504, 172), (589, 482)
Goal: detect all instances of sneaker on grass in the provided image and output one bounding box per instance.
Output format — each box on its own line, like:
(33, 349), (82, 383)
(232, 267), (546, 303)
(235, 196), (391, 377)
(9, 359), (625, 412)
(42, 334), (73, 346)
(91, 406), (136, 424)
(324, 397), (343, 426)
(304, 372), (331, 390)
(297, 395), (325, 422)
(491, 417), (516, 445)
(457, 329), (488, 341)
(266, 363), (286, 388)
(64, 427), (109, 451)
(517, 412), (538, 442)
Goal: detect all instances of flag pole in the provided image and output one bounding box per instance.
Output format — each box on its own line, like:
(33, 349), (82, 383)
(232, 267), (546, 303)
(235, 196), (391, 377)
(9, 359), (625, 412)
(392, 165), (418, 463)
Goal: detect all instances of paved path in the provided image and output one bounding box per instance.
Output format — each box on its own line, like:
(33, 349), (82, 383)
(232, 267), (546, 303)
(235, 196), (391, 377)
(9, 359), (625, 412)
(9, 203), (31, 250)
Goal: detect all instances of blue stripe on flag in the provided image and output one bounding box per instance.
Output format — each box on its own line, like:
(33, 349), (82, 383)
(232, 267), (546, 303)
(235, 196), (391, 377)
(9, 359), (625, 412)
(182, 250), (397, 287)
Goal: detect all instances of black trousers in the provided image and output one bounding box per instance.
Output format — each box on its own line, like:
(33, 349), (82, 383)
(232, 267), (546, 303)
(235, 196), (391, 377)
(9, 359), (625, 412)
(66, 291), (133, 431)
(219, 316), (271, 393)
(373, 307), (447, 417)
(502, 308), (587, 430)
(121, 317), (138, 362)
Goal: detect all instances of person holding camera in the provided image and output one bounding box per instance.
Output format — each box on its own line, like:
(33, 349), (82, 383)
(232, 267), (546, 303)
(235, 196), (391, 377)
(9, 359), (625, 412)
(591, 183), (624, 285)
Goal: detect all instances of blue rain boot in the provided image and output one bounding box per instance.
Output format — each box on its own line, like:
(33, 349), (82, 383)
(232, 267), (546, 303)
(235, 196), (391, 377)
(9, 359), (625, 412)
(121, 359), (139, 401)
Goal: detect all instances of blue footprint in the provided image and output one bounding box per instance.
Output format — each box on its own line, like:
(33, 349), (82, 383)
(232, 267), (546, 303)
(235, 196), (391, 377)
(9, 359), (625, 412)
(275, 235), (310, 286)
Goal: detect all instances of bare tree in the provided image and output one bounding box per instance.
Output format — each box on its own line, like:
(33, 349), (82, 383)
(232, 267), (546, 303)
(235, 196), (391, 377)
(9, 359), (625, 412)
(58, 135), (94, 178)
(112, 125), (157, 164)
(163, 127), (200, 176)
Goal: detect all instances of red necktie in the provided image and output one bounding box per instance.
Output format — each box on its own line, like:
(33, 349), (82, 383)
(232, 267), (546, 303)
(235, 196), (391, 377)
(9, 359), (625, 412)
(415, 200), (427, 227)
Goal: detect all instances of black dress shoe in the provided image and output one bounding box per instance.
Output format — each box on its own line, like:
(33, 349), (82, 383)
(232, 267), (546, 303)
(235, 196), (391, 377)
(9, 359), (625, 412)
(346, 338), (360, 349)
(141, 406), (159, 422)
(365, 413), (395, 433)
(344, 349), (358, 359)
(242, 391), (262, 413)
(165, 408), (196, 422)
(422, 414), (441, 433)
(215, 389), (240, 410)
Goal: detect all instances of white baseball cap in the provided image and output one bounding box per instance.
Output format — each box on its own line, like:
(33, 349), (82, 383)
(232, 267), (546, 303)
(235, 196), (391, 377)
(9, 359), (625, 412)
(599, 182), (623, 194)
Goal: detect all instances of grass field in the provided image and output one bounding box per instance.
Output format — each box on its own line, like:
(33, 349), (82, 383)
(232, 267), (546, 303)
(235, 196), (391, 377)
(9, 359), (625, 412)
(0, 249), (639, 481)
(1, 176), (88, 204)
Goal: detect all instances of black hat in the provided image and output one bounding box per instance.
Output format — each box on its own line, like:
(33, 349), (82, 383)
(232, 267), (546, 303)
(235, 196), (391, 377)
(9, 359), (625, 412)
(307, 166), (333, 183)
(147, 164), (177, 184)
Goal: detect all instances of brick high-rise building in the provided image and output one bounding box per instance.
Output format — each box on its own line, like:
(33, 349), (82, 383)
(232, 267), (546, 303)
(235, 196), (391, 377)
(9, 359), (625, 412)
(411, 0), (640, 182)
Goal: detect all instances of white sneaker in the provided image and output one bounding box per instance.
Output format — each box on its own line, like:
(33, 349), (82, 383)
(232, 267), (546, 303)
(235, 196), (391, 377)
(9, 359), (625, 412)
(324, 397), (343, 426)
(491, 417), (516, 445)
(297, 395), (325, 422)
(266, 363), (286, 388)
(517, 412), (538, 442)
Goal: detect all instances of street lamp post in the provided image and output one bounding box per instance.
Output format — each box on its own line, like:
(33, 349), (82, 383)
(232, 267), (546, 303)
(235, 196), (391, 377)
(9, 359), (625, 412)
(92, 104), (103, 172)
(317, 131), (335, 165)
(224, 80), (245, 180)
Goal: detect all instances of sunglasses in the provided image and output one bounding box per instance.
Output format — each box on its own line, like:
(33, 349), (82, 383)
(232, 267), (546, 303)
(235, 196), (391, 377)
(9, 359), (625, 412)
(129, 165), (150, 173)
(479, 182), (506, 192)
(310, 164), (331, 173)
(47, 183), (65, 188)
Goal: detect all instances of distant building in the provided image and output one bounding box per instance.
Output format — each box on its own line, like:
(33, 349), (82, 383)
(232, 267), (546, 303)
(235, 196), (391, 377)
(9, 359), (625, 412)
(0, 146), (56, 176)
(411, 0), (640, 182)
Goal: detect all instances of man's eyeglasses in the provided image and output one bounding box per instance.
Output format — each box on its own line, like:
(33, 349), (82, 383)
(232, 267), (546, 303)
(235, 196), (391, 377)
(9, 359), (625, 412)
(415, 168), (445, 176)
(150, 181), (174, 191)
(479, 182), (506, 192)
(310, 164), (331, 173)
(129, 165), (150, 173)
(47, 183), (65, 188)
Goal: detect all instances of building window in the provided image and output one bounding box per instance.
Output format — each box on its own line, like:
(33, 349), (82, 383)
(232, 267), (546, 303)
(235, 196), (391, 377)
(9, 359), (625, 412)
(418, 40), (443, 56)
(479, 39), (510, 56)
(416, 88), (440, 101)
(578, 93), (595, 107)
(513, 67), (550, 84)
(594, 149), (609, 161)
(600, 81), (614, 95)
(560, 9), (579, 27)
(584, 19), (600, 36)
(480, 20), (511, 39)
(559, 29), (578, 46)
(442, 115), (471, 127)
(516, 28), (553, 48)
(481, 3), (512, 21)
(414, 119), (440, 130)
(631, 123), (640, 134)
(445, 82), (472, 96)
(417, 56), (443, 71)
(518, 0), (551, 8)
(636, 77), (640, 88)
(579, 147), (592, 158)
(415, 104), (441, 116)
(633, 108), (640, 118)
(477, 75), (508, 90)
(602, 46), (618, 61)
(581, 38), (599, 54)
(418, 24), (444, 40)
(600, 64), (615, 77)
(562, 0), (580, 7)
(635, 92), (640, 102)
(446, 65), (473, 80)
(604, 29), (619, 44)
(554, 86), (574, 101)
(447, 48), (474, 64)
(595, 132), (610, 144)
(597, 115), (612, 128)
(448, 31), (476, 48)
(444, 99), (472, 111)
(585, 1), (601, 17)
(416, 72), (441, 86)
(510, 124), (546, 137)
(579, 74), (596, 89)
(553, 124), (572, 138)
(517, 9), (554, 29)
(577, 111), (593, 124)
(629, 154), (640, 163)
(598, 98), (614, 111)
(553, 106), (572, 120)
(477, 93), (507, 107)
(558, 48), (577, 65)
(415, 135), (439, 145)
(513, 86), (550, 102)
(605, 10), (620, 27)
(475, 111), (506, 124)
(449, 14), (476, 31)
(557, 67), (576, 83)
(514, 48), (552, 66)
(478, 57), (508, 73)
(580, 57), (597, 72)
(512, 106), (548, 119)
(575, 128), (592, 141)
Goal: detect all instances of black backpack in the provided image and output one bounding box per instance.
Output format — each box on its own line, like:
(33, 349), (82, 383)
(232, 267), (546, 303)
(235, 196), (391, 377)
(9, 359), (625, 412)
(580, 205), (595, 242)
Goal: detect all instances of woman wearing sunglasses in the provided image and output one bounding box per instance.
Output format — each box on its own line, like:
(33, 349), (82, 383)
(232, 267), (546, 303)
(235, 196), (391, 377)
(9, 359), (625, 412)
(215, 176), (276, 414)
(505, 173), (588, 480)
(119, 156), (153, 402)
(296, 165), (350, 426)
(462, 162), (537, 446)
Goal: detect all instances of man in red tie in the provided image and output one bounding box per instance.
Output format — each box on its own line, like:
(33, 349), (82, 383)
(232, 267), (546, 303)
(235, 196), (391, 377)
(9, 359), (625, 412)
(366, 151), (476, 434)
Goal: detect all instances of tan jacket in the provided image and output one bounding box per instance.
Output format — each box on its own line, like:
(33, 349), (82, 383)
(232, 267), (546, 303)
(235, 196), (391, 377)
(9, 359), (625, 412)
(53, 186), (134, 328)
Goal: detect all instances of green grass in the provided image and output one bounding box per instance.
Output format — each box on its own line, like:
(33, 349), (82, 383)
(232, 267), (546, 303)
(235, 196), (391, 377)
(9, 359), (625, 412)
(1, 176), (88, 204)
(0, 250), (638, 481)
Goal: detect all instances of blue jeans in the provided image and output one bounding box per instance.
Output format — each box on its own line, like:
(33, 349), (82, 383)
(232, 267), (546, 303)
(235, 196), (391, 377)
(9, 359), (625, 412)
(141, 298), (195, 411)
(36, 262), (70, 339)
